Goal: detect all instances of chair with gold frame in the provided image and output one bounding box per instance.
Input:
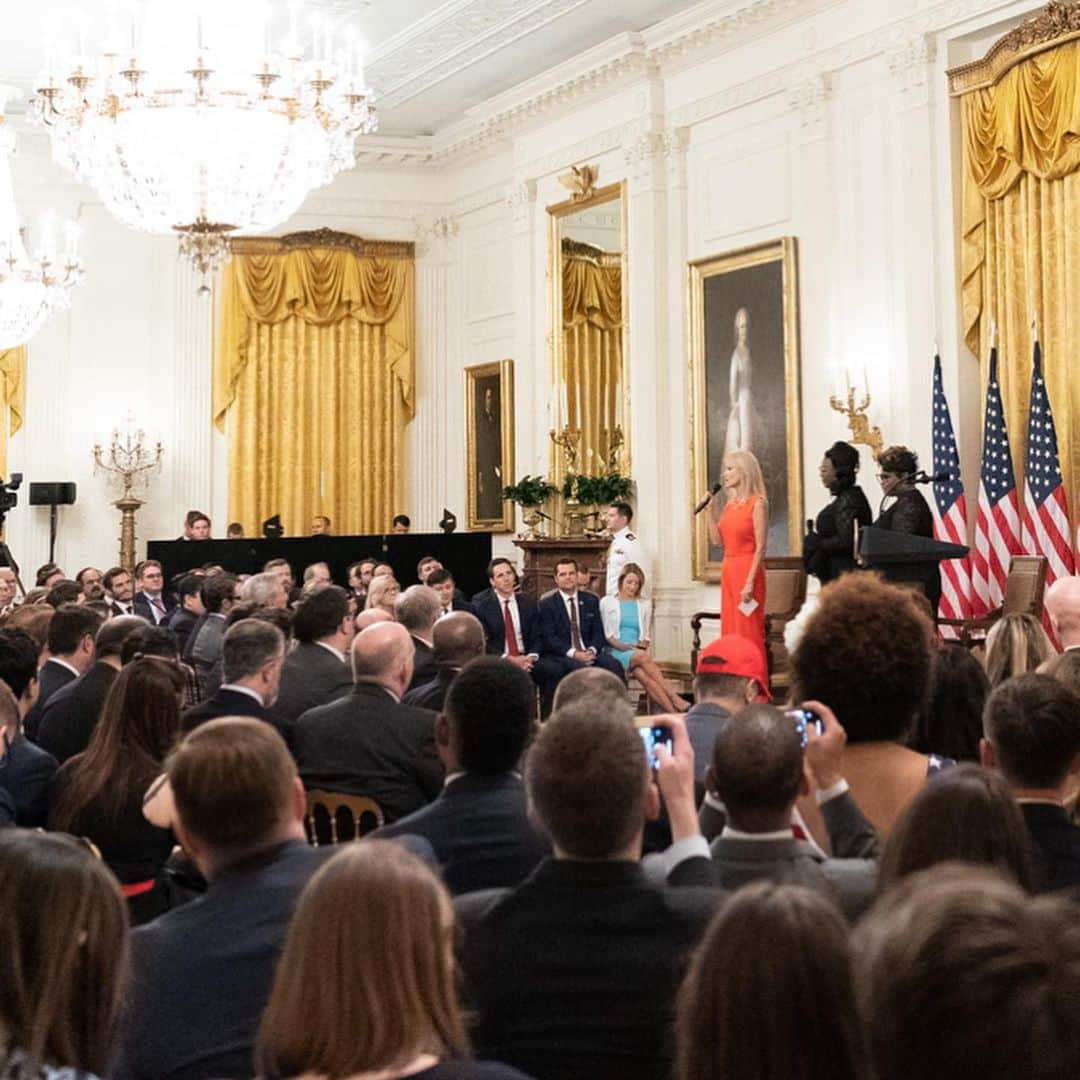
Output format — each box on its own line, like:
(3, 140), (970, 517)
(304, 789), (384, 846)
(937, 555), (1048, 647)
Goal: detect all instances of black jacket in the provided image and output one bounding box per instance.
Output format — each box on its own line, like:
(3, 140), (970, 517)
(182, 687), (272, 734)
(269, 641), (353, 744)
(0, 732), (57, 827)
(23, 659), (79, 741)
(474, 592), (541, 656)
(804, 483), (872, 582)
(536, 590), (608, 657)
(133, 591), (178, 625)
(408, 636), (438, 692)
(379, 772), (550, 894)
(1022, 802), (1080, 892)
(35, 661), (119, 764)
(292, 683), (442, 823)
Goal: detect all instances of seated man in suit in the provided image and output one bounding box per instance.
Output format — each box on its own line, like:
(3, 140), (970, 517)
(981, 673), (1080, 891)
(534, 557), (625, 717)
(403, 611), (485, 711)
(426, 567), (476, 617)
(182, 619), (285, 734)
(474, 558), (539, 677)
(36, 614), (145, 764)
(122, 718), (328, 1080)
(104, 565), (136, 616)
(184, 571), (239, 699)
(456, 699), (721, 1080)
(270, 585), (354, 743)
(23, 603), (102, 741)
(292, 621), (442, 823)
(164, 573), (206, 656)
(381, 656), (549, 892)
(0, 630), (56, 827)
(395, 584), (441, 693)
(661, 702), (877, 920)
(132, 559), (177, 625)
(1044, 574), (1080, 651)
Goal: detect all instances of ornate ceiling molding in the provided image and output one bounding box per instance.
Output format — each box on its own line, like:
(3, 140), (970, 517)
(230, 229), (415, 259)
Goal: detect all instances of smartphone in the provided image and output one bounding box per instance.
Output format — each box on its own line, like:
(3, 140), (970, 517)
(784, 708), (823, 748)
(638, 724), (674, 770)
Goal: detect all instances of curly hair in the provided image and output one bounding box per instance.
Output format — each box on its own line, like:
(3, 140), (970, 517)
(877, 445), (918, 478)
(791, 572), (934, 743)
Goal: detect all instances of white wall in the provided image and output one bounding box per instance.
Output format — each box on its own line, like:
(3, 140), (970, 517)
(6, 0), (1041, 659)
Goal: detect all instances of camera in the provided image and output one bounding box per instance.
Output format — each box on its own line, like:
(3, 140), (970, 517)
(638, 724), (674, 770)
(783, 708), (823, 748)
(0, 472), (23, 517)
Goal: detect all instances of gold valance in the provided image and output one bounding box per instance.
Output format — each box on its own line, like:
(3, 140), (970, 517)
(562, 255), (624, 333)
(0, 347), (25, 480)
(214, 240), (415, 432)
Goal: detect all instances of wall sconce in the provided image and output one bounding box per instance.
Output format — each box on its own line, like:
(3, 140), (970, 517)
(828, 379), (884, 460)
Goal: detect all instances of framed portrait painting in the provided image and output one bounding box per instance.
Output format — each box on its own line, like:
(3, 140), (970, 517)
(689, 238), (802, 581)
(466, 359), (515, 532)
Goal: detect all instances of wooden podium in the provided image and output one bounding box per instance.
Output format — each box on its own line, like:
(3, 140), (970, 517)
(513, 538), (610, 601)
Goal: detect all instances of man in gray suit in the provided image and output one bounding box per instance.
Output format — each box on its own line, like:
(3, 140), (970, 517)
(662, 702), (877, 919)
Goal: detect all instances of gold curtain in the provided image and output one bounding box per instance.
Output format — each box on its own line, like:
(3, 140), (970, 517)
(0, 347), (25, 480)
(214, 243), (414, 536)
(562, 253), (623, 470)
(961, 39), (1080, 506)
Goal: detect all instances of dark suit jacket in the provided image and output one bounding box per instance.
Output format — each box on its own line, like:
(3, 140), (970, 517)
(457, 859), (721, 1080)
(35, 661), (119, 764)
(164, 606), (198, 654)
(1022, 802), (1080, 892)
(133, 591), (178, 625)
(182, 687), (271, 734)
(0, 786), (13, 826)
(379, 772), (550, 894)
(475, 592), (540, 656)
(402, 668), (457, 712)
(23, 659), (79, 741)
(0, 733), (57, 827)
(292, 682), (442, 823)
(270, 641), (353, 743)
(537, 589), (608, 658)
(122, 839), (328, 1080)
(408, 635), (438, 692)
(184, 613), (227, 697)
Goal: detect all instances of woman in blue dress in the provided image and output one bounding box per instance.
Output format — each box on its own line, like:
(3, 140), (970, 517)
(600, 563), (688, 713)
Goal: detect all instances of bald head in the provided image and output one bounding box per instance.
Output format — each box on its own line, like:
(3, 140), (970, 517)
(351, 621), (414, 697)
(96, 614), (150, 661)
(1045, 575), (1080, 647)
(552, 666), (627, 713)
(432, 611), (486, 668)
(355, 608), (392, 631)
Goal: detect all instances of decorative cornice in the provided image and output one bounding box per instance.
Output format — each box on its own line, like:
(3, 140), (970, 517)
(506, 179), (537, 232)
(230, 229), (415, 259)
(787, 72), (831, 126)
(947, 1), (1080, 94)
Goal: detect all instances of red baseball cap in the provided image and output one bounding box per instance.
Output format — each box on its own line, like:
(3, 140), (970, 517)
(696, 635), (771, 702)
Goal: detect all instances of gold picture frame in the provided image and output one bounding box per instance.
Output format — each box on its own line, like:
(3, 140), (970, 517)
(689, 237), (802, 582)
(465, 359), (515, 532)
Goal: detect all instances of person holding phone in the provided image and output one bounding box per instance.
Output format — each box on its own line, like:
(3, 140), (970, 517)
(601, 563), (688, 713)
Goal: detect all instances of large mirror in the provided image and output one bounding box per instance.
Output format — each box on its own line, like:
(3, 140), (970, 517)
(548, 178), (629, 489)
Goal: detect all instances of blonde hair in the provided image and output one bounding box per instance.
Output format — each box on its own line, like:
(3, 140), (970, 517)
(984, 613), (1054, 687)
(365, 575), (400, 613)
(723, 450), (767, 504)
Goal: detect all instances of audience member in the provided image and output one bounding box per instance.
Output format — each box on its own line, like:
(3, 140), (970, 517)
(45, 579), (83, 608)
(163, 573), (206, 654)
(391, 513), (411, 533)
(791, 572), (939, 844)
(240, 570), (288, 610)
(0, 631), (54, 826)
(474, 558), (538, 674)
(49, 656), (186, 923)
(347, 557), (376, 608)
(357, 607), (393, 630)
(184, 571), (239, 697)
(1043, 573), (1080, 650)
(381, 657), (548, 892)
(1, 602), (53, 653)
(271, 585), (354, 740)
(366, 573), (401, 616)
(258, 842), (529, 1080)
(417, 555), (442, 583)
(397, 583), (441, 692)
(132, 559), (176, 625)
(0, 830), (128, 1080)
(226, 521), (244, 538)
(35, 562), (65, 588)
(427, 567), (475, 617)
(24, 603), (102, 741)
(456, 699), (720, 1080)
(75, 565), (104, 595)
(534, 558), (625, 716)
(36, 615), (145, 764)
(263, 558), (298, 603)
(984, 611), (1054, 686)
(302, 561), (332, 589)
(404, 611), (486, 711)
(675, 882), (866, 1080)
(373, 561), (395, 579)
(182, 619), (285, 734)
(854, 864), (1080, 1080)
(876, 763), (1036, 894)
(310, 514), (332, 535)
(982, 673), (1080, 890)
(1039, 647), (1080, 695)
(0, 566), (17, 615)
(123, 718), (327, 1080)
(104, 565), (135, 615)
(293, 622), (442, 822)
(909, 642), (990, 763)
(550, 665), (627, 713)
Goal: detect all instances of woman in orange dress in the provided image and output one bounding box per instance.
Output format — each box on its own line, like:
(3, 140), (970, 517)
(714, 449), (767, 659)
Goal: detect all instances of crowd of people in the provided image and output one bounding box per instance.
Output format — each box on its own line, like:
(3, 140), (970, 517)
(3, 499), (1080, 1079)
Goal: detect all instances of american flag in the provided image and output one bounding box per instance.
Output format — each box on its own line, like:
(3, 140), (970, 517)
(972, 345), (1021, 616)
(931, 355), (972, 626)
(1020, 340), (1074, 592)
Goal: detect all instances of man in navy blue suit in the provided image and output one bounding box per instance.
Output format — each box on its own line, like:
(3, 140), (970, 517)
(535, 558), (624, 716)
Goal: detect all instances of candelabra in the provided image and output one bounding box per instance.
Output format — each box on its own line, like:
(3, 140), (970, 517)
(603, 424), (625, 476)
(828, 385), (884, 460)
(92, 422), (164, 571)
(550, 425), (585, 538)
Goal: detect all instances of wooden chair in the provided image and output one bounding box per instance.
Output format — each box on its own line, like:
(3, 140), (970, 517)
(304, 790), (385, 846)
(937, 555), (1048, 647)
(690, 557), (808, 699)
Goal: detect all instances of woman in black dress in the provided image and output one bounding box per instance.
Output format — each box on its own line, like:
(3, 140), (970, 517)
(874, 445), (940, 615)
(803, 441), (872, 583)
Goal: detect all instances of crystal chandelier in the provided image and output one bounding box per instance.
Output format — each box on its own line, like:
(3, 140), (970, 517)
(0, 89), (82, 348)
(30, 3), (376, 290)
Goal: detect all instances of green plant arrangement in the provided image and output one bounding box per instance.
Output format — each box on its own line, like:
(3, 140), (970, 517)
(562, 472), (634, 505)
(501, 475), (558, 508)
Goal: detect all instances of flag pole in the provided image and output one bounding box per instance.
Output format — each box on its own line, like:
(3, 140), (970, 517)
(989, 317), (996, 349)
(1032, 312), (1039, 344)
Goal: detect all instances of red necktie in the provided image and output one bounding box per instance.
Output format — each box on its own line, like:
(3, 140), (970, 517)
(503, 599), (520, 656)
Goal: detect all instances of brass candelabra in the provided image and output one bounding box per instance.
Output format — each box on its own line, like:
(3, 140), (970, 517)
(550, 425), (585, 538)
(828, 386), (883, 460)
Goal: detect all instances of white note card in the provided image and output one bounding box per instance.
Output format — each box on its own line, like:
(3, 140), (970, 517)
(738, 597), (759, 616)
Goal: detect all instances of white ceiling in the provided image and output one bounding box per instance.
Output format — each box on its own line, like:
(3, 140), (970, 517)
(0, 0), (706, 136)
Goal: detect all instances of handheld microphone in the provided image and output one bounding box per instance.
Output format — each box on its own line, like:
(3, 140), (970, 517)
(913, 470), (951, 485)
(694, 482), (723, 515)
(806, 519), (815, 533)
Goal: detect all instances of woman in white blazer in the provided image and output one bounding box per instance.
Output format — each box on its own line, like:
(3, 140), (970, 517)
(601, 563), (688, 713)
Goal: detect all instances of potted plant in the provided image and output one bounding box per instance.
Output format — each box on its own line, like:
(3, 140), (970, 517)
(562, 472), (635, 533)
(502, 475), (558, 541)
